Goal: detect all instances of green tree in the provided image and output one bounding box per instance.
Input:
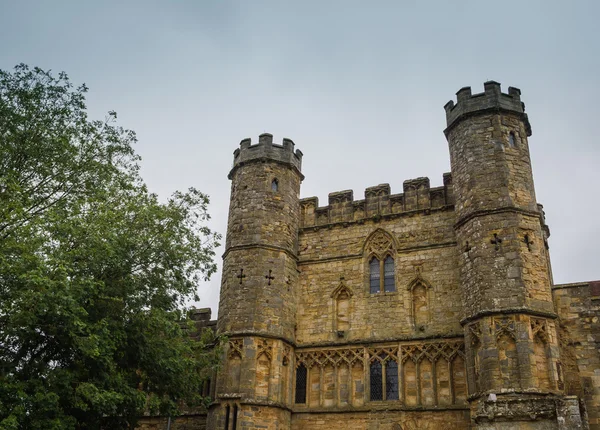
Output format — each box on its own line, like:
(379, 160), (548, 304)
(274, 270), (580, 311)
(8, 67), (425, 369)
(0, 64), (223, 429)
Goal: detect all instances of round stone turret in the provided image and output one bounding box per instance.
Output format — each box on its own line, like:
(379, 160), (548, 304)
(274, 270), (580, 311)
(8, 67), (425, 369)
(210, 134), (302, 429)
(445, 83), (563, 427)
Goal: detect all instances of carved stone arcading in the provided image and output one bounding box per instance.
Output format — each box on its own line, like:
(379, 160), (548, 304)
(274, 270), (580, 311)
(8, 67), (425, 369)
(228, 338), (243, 360)
(400, 340), (465, 364)
(257, 339), (272, 361)
(493, 316), (517, 341)
(368, 346), (398, 363)
(282, 345), (291, 366)
(295, 348), (365, 369)
(530, 317), (549, 343)
(468, 322), (482, 347)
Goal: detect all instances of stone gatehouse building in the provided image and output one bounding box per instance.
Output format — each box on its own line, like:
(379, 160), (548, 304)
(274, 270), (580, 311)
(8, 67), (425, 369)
(141, 82), (599, 430)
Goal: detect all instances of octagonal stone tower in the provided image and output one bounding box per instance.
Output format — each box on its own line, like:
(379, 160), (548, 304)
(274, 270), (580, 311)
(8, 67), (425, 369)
(445, 82), (578, 428)
(208, 133), (303, 430)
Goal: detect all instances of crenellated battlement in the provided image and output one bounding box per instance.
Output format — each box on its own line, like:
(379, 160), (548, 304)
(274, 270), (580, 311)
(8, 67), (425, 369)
(444, 81), (531, 136)
(228, 133), (303, 179)
(299, 174), (454, 228)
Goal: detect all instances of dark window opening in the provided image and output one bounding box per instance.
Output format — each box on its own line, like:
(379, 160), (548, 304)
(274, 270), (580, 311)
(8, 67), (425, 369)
(271, 179), (279, 192)
(509, 132), (516, 147)
(370, 257), (380, 294)
(386, 360), (399, 400)
(295, 365), (307, 404)
(202, 378), (211, 397)
(224, 405), (230, 430)
(370, 361), (383, 400)
(370, 358), (399, 401)
(232, 404), (238, 430)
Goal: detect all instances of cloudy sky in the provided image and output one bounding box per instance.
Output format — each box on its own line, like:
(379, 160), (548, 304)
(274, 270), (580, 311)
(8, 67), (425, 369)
(2, 0), (599, 317)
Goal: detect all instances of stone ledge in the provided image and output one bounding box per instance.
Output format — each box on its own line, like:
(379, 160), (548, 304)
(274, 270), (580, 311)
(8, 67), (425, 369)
(291, 404), (469, 415)
(460, 308), (558, 326)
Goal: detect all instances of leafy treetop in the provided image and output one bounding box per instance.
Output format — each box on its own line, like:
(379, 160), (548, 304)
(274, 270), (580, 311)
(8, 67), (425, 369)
(0, 64), (223, 430)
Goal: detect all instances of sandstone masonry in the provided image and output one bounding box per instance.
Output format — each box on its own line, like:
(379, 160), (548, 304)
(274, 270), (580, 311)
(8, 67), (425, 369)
(149, 83), (599, 430)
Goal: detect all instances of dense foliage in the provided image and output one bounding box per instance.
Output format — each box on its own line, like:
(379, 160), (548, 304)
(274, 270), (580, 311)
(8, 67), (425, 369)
(0, 64), (222, 429)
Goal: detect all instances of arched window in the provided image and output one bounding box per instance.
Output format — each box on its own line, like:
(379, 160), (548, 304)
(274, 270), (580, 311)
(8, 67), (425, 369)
(508, 132), (516, 147)
(295, 364), (307, 404)
(365, 229), (396, 294)
(271, 178), (279, 192)
(369, 258), (380, 294)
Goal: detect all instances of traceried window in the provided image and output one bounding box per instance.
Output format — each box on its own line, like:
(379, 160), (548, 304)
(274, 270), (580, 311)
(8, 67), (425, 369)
(365, 229), (397, 294)
(295, 364), (307, 404)
(369, 255), (395, 293)
(370, 356), (399, 401)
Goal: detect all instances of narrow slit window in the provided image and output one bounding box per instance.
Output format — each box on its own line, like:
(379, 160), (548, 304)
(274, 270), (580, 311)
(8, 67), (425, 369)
(370, 258), (380, 294)
(271, 178), (279, 192)
(508, 132), (516, 147)
(370, 361), (383, 401)
(232, 404), (238, 430)
(384, 256), (395, 292)
(202, 378), (211, 397)
(224, 405), (230, 430)
(295, 365), (307, 404)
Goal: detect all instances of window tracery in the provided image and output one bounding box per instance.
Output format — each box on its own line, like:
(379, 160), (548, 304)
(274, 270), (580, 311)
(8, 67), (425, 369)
(364, 229), (397, 293)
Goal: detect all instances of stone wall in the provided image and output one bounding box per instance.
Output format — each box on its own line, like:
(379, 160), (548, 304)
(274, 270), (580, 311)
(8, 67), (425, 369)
(297, 200), (462, 345)
(136, 415), (207, 430)
(291, 410), (470, 430)
(553, 281), (600, 429)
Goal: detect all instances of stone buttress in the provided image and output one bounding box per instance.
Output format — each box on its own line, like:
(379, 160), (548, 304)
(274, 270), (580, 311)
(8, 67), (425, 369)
(445, 82), (584, 429)
(207, 134), (303, 430)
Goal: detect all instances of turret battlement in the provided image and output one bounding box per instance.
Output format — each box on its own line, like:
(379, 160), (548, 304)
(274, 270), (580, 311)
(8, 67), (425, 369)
(299, 174), (454, 228)
(229, 133), (303, 179)
(444, 81), (531, 136)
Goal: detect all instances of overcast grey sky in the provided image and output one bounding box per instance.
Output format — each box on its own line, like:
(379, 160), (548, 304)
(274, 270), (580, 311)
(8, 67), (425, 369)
(2, 0), (599, 317)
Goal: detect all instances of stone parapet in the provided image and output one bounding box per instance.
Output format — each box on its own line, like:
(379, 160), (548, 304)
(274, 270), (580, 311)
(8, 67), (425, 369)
(299, 174), (454, 228)
(229, 133), (303, 179)
(444, 81), (531, 136)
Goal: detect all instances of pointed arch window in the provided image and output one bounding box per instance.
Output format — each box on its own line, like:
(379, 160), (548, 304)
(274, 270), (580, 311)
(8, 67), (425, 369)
(365, 229), (397, 294)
